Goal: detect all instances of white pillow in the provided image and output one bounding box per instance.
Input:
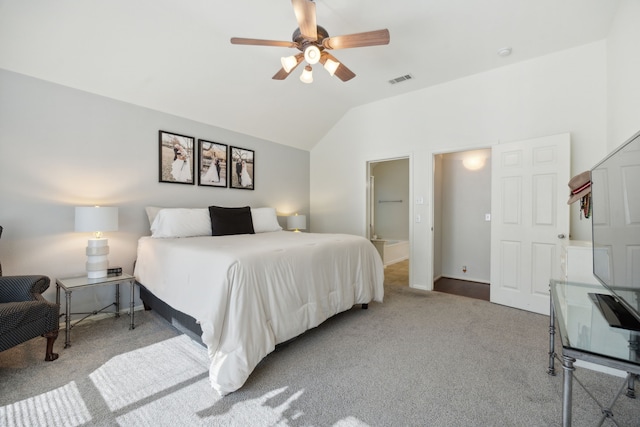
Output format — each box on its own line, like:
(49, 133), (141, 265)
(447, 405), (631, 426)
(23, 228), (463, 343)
(251, 207), (282, 233)
(150, 208), (211, 238)
(145, 206), (163, 227)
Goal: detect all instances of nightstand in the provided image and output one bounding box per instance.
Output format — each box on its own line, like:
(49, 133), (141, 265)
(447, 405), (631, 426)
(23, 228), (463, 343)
(55, 273), (136, 348)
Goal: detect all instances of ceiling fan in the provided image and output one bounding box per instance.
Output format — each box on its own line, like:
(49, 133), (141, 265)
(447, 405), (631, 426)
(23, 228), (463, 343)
(230, 0), (390, 83)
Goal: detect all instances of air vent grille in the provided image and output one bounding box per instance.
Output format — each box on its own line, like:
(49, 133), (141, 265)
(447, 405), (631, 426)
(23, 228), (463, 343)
(388, 74), (414, 85)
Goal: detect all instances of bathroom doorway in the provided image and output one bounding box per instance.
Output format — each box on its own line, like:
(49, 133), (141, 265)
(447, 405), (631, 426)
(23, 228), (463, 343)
(367, 157), (410, 283)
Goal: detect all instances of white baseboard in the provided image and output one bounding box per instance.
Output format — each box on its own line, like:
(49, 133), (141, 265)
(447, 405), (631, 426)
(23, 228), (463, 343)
(385, 255), (409, 266)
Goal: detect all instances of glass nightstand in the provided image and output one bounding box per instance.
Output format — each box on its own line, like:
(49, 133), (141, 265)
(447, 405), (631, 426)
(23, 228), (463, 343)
(55, 273), (136, 348)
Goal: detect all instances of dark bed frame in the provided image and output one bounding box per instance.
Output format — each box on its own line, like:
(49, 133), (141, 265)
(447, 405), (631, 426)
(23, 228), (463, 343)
(137, 282), (204, 341)
(137, 281), (369, 345)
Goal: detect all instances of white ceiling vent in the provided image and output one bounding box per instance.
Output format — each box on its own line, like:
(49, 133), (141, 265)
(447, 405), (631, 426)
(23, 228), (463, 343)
(388, 74), (414, 85)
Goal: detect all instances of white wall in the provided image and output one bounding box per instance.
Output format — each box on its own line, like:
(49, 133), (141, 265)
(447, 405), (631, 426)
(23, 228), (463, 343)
(311, 41), (607, 289)
(438, 150), (491, 283)
(607, 0), (640, 150)
(371, 159), (409, 240)
(0, 69), (310, 311)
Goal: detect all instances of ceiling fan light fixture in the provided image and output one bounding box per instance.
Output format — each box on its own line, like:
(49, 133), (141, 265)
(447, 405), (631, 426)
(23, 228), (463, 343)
(300, 65), (313, 84)
(281, 55), (298, 73)
(303, 45), (321, 65)
(323, 58), (340, 76)
(231, 1), (390, 83)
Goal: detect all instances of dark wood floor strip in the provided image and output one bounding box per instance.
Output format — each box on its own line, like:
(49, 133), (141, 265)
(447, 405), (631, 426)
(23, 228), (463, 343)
(434, 277), (490, 301)
(385, 260), (490, 302)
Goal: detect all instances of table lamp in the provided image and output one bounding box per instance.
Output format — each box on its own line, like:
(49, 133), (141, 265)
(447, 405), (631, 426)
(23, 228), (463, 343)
(287, 214), (306, 233)
(75, 206), (118, 278)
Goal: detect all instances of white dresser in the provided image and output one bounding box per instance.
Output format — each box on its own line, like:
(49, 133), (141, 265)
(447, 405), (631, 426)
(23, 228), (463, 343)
(561, 240), (598, 284)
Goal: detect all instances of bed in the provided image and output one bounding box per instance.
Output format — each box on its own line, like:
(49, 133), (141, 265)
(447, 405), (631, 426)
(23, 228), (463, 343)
(133, 206), (384, 395)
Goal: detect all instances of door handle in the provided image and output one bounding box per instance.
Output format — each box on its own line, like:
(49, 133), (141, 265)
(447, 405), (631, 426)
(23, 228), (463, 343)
(557, 234), (566, 239)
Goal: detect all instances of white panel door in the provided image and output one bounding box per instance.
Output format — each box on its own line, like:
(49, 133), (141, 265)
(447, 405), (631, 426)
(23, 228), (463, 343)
(491, 134), (570, 314)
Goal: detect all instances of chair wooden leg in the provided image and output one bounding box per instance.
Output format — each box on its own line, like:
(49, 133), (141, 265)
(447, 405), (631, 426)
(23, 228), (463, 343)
(43, 329), (59, 361)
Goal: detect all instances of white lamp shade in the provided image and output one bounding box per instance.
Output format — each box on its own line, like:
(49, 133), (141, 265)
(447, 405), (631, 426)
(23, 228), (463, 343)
(75, 206), (118, 233)
(287, 214), (307, 231)
(281, 55), (298, 73)
(323, 58), (340, 76)
(300, 66), (313, 84)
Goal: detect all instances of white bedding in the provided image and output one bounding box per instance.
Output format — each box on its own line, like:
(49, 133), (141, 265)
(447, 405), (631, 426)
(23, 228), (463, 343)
(134, 230), (384, 395)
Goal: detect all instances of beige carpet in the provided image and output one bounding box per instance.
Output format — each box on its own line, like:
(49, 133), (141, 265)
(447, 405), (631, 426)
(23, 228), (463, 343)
(1, 276), (639, 426)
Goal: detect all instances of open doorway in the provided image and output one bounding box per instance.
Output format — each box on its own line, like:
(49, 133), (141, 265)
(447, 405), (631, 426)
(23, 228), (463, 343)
(432, 149), (491, 300)
(367, 157), (410, 284)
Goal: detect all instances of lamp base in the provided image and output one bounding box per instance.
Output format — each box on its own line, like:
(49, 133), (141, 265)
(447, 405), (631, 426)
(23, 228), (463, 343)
(86, 238), (110, 278)
(87, 270), (108, 279)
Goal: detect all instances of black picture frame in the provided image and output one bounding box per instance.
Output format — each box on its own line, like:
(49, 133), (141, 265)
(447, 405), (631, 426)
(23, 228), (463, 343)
(198, 140), (228, 187)
(159, 130), (195, 185)
(229, 146), (255, 190)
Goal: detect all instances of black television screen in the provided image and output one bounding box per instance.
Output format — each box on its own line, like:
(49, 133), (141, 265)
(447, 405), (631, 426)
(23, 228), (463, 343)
(591, 129), (640, 330)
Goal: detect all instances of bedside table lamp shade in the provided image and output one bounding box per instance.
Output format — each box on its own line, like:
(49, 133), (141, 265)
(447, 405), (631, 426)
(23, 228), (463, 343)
(287, 214), (306, 232)
(75, 206), (118, 278)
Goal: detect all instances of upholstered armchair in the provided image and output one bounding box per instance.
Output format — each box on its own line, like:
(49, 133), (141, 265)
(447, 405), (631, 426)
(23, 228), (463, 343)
(0, 226), (60, 361)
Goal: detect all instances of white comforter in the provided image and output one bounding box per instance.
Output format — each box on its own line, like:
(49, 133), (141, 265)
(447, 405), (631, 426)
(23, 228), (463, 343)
(134, 231), (384, 395)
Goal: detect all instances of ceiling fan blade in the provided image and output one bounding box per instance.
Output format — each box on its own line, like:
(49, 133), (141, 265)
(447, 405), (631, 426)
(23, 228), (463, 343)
(272, 53), (304, 80)
(292, 0), (317, 40)
(322, 29), (390, 50)
(230, 37), (298, 48)
(320, 52), (356, 82)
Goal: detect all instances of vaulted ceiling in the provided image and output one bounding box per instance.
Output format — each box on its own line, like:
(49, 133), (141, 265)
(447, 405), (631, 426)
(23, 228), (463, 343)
(0, 0), (620, 151)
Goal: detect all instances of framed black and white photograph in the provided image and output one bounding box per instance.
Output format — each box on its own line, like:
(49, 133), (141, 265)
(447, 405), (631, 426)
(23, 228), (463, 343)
(159, 130), (195, 185)
(198, 140), (228, 187)
(229, 146), (254, 190)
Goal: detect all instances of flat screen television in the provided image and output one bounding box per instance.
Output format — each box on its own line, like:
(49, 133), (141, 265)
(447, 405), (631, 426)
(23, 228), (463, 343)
(590, 129), (640, 331)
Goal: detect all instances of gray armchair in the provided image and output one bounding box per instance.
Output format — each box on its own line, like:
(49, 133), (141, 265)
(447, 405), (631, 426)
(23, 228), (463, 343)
(0, 226), (59, 361)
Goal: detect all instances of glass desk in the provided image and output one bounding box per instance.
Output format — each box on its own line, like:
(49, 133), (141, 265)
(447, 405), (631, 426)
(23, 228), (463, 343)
(55, 273), (136, 348)
(548, 279), (640, 426)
